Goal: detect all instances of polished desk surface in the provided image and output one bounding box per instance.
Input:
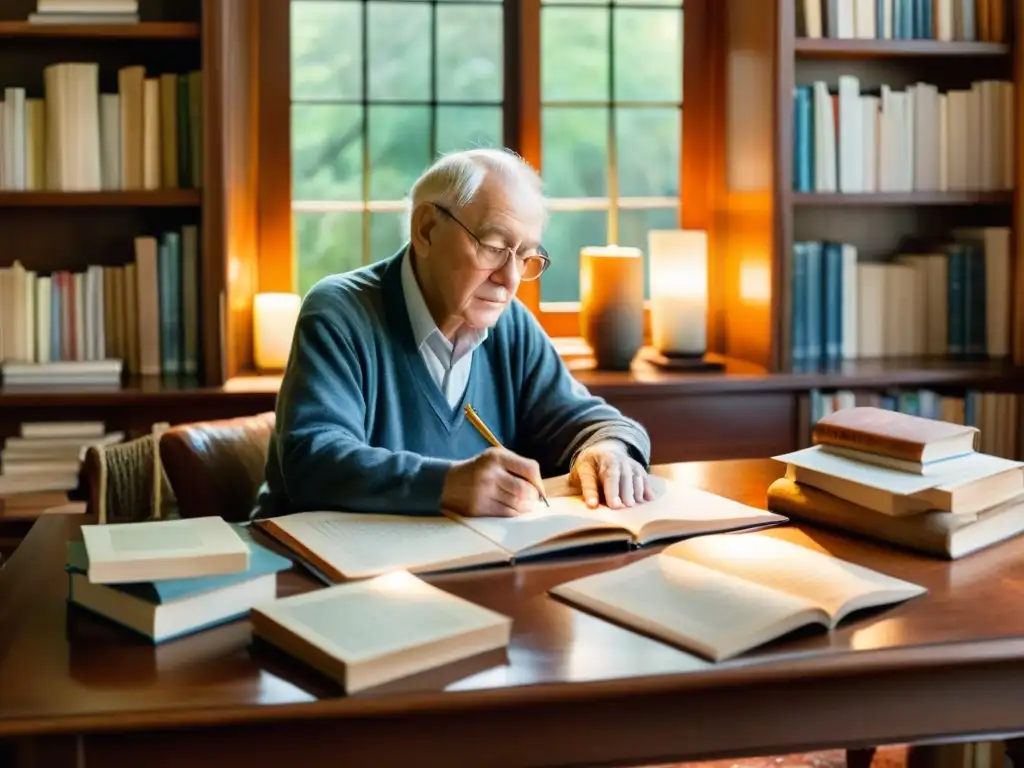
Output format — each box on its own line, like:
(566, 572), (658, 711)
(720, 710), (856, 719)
(3, 459), (1024, 768)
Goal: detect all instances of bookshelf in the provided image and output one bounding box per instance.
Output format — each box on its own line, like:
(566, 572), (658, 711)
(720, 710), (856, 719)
(0, 0), (259, 398)
(771, 0), (1021, 380)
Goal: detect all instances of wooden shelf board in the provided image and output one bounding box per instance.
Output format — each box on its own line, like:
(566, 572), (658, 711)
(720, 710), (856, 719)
(791, 191), (1012, 206)
(775, 357), (1020, 391)
(795, 38), (1011, 57)
(0, 21), (200, 39)
(0, 358), (1018, 406)
(0, 190), (200, 207)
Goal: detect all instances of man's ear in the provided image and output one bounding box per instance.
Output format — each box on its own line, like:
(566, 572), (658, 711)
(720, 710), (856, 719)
(410, 203), (437, 252)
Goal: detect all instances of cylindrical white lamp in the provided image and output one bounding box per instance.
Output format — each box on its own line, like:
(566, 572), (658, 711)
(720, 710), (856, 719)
(648, 229), (708, 357)
(253, 292), (301, 371)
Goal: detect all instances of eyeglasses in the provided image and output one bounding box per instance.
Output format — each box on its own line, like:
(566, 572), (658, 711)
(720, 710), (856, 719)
(434, 204), (551, 281)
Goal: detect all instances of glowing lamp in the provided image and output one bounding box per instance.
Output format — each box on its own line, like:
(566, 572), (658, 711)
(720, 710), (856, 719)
(253, 292), (301, 371)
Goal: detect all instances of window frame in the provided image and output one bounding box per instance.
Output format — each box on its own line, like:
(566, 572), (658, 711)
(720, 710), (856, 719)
(259, 0), (704, 340)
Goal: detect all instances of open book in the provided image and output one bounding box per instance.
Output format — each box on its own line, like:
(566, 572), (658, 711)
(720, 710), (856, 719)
(250, 570), (512, 693)
(550, 532), (926, 662)
(252, 476), (787, 581)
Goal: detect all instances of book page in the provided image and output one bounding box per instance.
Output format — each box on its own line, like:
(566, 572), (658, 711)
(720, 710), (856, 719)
(775, 446), (1023, 495)
(551, 554), (826, 662)
(261, 511), (509, 580)
(591, 480), (785, 540)
(664, 533), (926, 623)
(257, 571), (511, 664)
(455, 504), (630, 556)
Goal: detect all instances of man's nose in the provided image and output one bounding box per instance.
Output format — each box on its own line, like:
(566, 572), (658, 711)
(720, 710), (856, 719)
(491, 253), (521, 289)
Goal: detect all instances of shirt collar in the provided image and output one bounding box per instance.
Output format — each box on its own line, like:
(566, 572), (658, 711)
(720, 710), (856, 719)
(400, 246), (488, 353)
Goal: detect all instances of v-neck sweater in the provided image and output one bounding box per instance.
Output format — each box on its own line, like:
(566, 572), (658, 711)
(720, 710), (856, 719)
(253, 249), (652, 518)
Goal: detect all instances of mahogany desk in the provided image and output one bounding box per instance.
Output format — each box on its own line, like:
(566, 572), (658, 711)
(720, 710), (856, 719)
(3, 459), (1024, 768)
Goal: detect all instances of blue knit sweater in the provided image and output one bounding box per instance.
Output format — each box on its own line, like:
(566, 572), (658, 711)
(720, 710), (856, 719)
(252, 250), (651, 518)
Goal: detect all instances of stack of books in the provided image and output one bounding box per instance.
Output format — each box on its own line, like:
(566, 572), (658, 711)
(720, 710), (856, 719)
(769, 406), (1024, 559)
(0, 420), (123, 504)
(66, 516), (290, 644)
(28, 0), (139, 25)
(66, 514), (515, 692)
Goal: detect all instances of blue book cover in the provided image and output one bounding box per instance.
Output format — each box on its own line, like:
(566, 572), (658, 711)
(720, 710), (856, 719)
(65, 523), (292, 603)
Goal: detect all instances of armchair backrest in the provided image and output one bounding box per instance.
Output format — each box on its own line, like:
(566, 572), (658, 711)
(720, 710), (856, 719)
(159, 412), (275, 523)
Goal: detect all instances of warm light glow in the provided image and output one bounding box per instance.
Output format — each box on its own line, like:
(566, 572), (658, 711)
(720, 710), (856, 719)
(578, 245), (645, 370)
(647, 230), (708, 355)
(578, 244), (644, 301)
(253, 292), (301, 371)
(739, 261), (771, 303)
(367, 570), (423, 594)
(848, 617), (913, 651)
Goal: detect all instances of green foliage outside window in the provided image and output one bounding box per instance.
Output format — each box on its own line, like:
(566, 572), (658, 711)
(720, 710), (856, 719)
(291, 0), (683, 301)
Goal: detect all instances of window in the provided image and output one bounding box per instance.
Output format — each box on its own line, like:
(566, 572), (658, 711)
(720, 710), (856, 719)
(290, 0), (505, 295)
(282, 0), (686, 333)
(538, 0), (683, 308)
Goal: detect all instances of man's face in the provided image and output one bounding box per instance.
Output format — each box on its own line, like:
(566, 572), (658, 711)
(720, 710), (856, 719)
(423, 178), (545, 332)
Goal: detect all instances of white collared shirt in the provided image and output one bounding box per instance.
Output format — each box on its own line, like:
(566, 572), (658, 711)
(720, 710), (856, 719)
(400, 250), (488, 407)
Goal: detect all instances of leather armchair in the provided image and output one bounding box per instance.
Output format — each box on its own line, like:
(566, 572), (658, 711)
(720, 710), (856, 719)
(159, 412), (275, 522)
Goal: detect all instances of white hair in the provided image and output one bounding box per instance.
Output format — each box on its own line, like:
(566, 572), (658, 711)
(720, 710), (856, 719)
(404, 148), (548, 237)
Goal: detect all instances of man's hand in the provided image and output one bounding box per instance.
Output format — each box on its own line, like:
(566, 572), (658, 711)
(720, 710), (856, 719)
(441, 447), (544, 518)
(571, 439), (654, 509)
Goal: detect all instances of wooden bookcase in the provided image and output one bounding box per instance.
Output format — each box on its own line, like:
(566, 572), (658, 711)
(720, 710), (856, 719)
(0, 0), (259, 393)
(690, 0), (1023, 377)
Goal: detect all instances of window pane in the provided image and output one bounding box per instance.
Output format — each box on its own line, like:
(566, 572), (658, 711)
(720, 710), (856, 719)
(295, 212), (364, 296)
(369, 106), (431, 200)
(371, 211), (407, 260)
(541, 8), (609, 102)
(618, 206), (678, 298)
(541, 209), (608, 303)
(436, 106), (502, 155)
(613, 9), (682, 102)
(436, 5), (503, 102)
(615, 0), (684, 5)
(292, 104), (363, 200)
(368, 2), (431, 101)
(291, 1), (362, 101)
(616, 108), (680, 197)
(542, 107), (609, 198)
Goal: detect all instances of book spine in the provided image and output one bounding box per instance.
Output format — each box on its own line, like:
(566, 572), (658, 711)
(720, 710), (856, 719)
(811, 423), (928, 461)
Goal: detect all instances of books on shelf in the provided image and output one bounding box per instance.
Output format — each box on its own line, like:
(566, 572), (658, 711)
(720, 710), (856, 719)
(550, 532), (926, 662)
(790, 227), (1011, 364)
(251, 571), (513, 694)
(803, 389), (1019, 460)
(798, 0), (1007, 43)
(253, 477), (786, 582)
(0, 225), (201, 378)
(792, 77), (1013, 194)
(67, 522), (291, 644)
(0, 419), (122, 497)
(771, 406), (1024, 557)
(0, 61), (200, 192)
(29, 1), (140, 26)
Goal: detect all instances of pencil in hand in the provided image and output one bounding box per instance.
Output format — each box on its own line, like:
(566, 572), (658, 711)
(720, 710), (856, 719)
(464, 404), (550, 507)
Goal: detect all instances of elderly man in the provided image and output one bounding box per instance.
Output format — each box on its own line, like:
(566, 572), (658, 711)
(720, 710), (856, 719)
(253, 148), (654, 520)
